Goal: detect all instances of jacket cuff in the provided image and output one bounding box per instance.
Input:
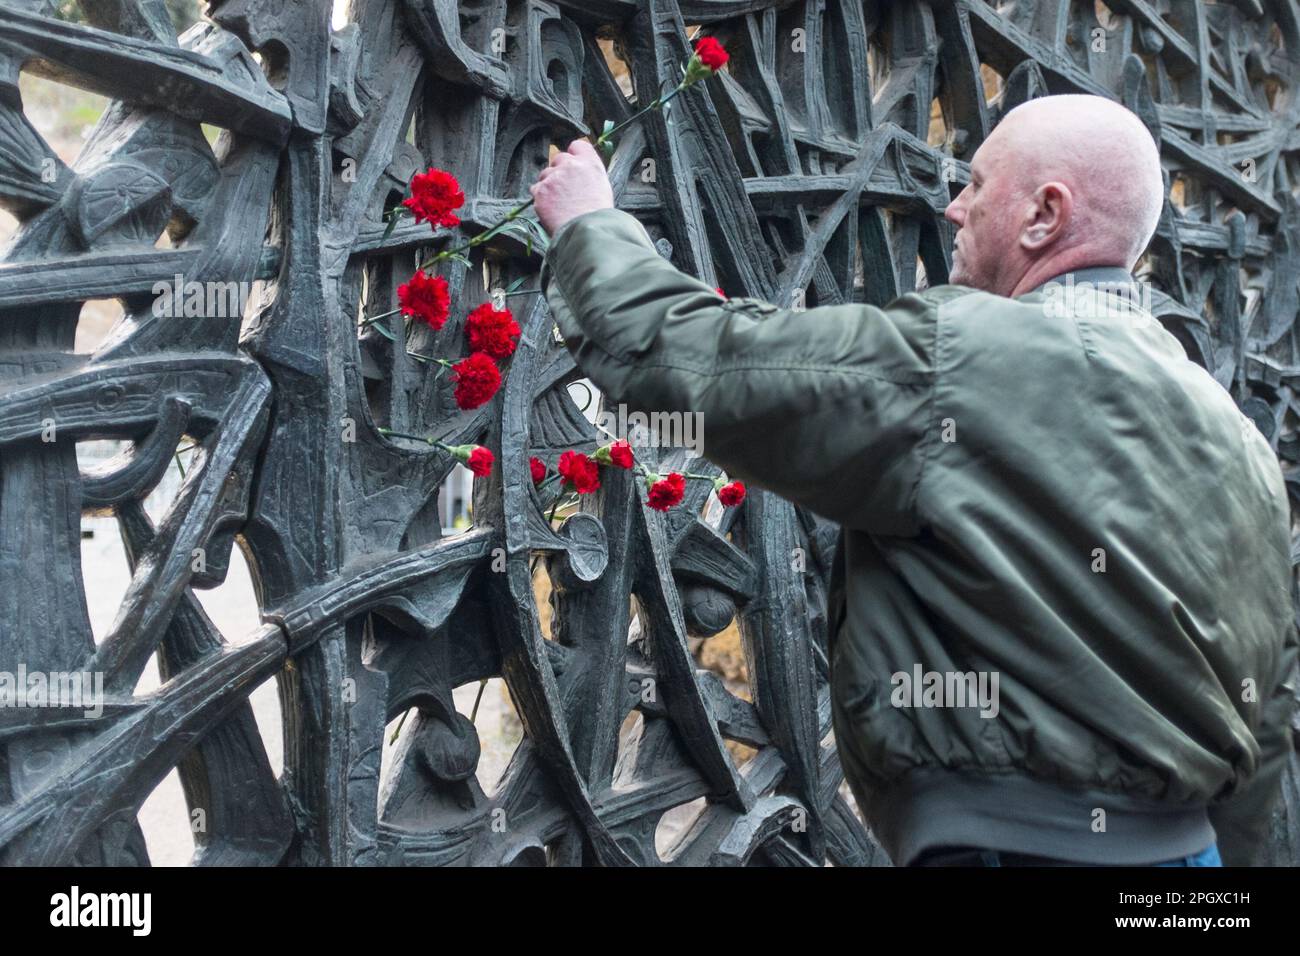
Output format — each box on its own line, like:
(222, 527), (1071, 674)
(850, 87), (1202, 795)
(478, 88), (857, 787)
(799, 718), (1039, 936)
(540, 207), (667, 360)
(540, 207), (650, 298)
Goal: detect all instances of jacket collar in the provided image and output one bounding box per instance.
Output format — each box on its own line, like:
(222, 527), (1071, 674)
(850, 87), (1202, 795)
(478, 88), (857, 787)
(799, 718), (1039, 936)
(1021, 266), (1137, 299)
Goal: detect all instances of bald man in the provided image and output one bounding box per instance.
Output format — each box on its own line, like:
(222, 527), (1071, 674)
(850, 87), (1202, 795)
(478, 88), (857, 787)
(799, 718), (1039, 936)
(532, 94), (1297, 867)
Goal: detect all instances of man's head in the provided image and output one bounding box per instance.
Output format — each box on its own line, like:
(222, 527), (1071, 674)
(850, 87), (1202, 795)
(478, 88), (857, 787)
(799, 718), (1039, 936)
(944, 95), (1164, 297)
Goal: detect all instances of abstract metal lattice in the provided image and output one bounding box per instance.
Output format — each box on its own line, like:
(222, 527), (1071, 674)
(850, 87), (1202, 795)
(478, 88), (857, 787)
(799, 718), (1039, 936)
(0, 0), (1298, 866)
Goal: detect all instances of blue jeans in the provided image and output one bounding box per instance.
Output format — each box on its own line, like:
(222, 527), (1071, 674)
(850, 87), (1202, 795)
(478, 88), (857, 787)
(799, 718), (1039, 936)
(914, 843), (1222, 866)
(1153, 843), (1222, 867)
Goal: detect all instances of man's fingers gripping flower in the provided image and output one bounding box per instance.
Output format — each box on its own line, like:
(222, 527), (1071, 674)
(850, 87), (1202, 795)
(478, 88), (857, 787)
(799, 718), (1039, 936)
(567, 138), (604, 167)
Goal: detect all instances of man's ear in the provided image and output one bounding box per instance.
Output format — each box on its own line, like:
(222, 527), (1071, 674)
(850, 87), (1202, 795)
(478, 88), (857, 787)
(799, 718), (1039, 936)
(1020, 182), (1073, 252)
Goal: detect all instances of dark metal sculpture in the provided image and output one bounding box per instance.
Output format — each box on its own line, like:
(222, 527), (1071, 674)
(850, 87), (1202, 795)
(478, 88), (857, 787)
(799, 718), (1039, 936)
(0, 0), (1296, 866)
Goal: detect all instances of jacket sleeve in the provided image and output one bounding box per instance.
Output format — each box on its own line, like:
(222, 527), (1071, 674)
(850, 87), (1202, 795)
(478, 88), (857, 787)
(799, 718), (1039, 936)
(1208, 620), (1299, 865)
(540, 208), (941, 534)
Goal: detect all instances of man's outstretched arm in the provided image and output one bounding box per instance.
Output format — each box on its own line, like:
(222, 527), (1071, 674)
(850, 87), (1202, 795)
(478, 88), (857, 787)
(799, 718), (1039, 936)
(533, 144), (945, 532)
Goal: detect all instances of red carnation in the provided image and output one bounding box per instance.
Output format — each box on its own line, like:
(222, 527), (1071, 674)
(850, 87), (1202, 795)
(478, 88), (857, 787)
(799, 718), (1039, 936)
(446, 443), (493, 477)
(465, 302), (521, 360)
(608, 439), (634, 469)
(715, 287), (727, 299)
(397, 271), (450, 330)
(557, 450), (601, 494)
(693, 37), (729, 73)
(466, 446), (494, 477)
(451, 351), (501, 410)
(530, 456), (547, 484)
(717, 480), (746, 507)
(593, 439), (634, 470)
(647, 472), (686, 511)
(403, 168), (465, 229)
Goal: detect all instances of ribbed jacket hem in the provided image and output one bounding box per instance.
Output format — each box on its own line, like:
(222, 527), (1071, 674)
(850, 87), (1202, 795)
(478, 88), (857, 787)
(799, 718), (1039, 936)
(867, 768), (1216, 866)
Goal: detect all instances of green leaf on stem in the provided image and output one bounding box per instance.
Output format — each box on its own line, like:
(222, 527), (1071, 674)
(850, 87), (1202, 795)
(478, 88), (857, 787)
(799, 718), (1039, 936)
(494, 218), (547, 256)
(381, 208), (402, 243)
(369, 320), (398, 342)
(496, 219), (528, 241)
(522, 216), (550, 253)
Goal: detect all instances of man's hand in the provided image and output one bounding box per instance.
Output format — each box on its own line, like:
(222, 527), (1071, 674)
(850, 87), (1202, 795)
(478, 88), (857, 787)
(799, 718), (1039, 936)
(530, 140), (614, 237)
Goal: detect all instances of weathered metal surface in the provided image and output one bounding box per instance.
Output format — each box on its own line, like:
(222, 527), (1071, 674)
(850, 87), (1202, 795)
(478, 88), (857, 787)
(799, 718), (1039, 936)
(0, 0), (1296, 865)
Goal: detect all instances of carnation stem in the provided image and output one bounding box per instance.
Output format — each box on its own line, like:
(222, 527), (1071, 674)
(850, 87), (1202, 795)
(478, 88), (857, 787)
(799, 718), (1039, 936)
(395, 352), (454, 380)
(378, 427), (432, 445)
(359, 306), (403, 329)
(595, 82), (689, 149)
(377, 427), (455, 456)
(547, 497), (565, 525)
(364, 198), (537, 324)
(420, 198), (537, 271)
(469, 679), (488, 724)
(389, 708), (410, 745)
(368, 58), (714, 327)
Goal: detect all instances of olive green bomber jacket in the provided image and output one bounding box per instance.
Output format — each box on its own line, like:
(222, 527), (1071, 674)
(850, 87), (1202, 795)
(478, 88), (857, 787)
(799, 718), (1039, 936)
(540, 207), (1298, 866)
